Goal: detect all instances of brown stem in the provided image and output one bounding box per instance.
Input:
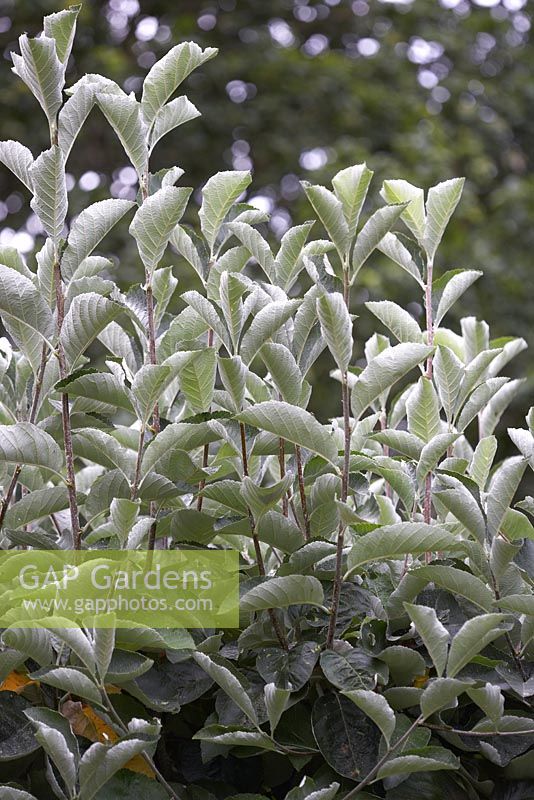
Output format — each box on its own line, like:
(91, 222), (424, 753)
(131, 424), (146, 501)
(279, 437), (289, 517)
(380, 410), (392, 499)
(54, 257), (81, 549)
(424, 255), (434, 528)
(295, 445), (310, 541)
(240, 421), (288, 650)
(326, 268), (352, 648)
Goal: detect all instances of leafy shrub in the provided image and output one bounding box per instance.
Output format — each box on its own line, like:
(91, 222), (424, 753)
(0, 5), (533, 800)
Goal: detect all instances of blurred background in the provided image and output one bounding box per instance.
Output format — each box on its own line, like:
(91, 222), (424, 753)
(0, 0), (532, 429)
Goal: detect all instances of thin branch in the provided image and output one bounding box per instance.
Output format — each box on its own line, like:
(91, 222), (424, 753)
(54, 256), (81, 549)
(326, 266), (352, 648)
(423, 254), (434, 527)
(295, 445), (310, 540)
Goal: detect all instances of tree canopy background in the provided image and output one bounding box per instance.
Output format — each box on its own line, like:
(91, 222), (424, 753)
(0, 0), (531, 425)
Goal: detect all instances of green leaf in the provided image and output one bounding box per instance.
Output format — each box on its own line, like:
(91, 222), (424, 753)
(407, 377), (441, 443)
(351, 343), (432, 420)
(58, 370), (134, 414)
(264, 683), (291, 734)
(434, 481), (486, 543)
(44, 4), (80, 63)
(497, 594), (534, 615)
(141, 41), (217, 125)
(141, 421), (217, 475)
(342, 690), (395, 745)
(30, 667), (102, 706)
(469, 436), (497, 490)
(238, 401), (338, 463)
(199, 170), (252, 252)
(377, 232), (423, 285)
(275, 221), (315, 291)
(61, 293), (123, 369)
(13, 34), (65, 124)
(181, 289), (231, 350)
(434, 270), (482, 326)
(0, 692), (40, 762)
(366, 300), (422, 344)
(378, 646), (426, 685)
(73, 428), (135, 478)
(332, 163), (373, 239)
(0, 263), (54, 369)
(129, 186), (191, 272)
(371, 429), (424, 460)
(241, 474), (293, 519)
(486, 456), (527, 539)
(257, 642), (319, 691)
(228, 221), (275, 278)
(467, 683), (504, 724)
(381, 179), (426, 243)
(241, 299), (301, 364)
(404, 603), (449, 677)
(62, 199), (135, 281)
(433, 345), (463, 422)
(320, 648), (377, 692)
(258, 343), (303, 405)
(0, 423), (63, 473)
(178, 347), (217, 412)
(421, 677), (467, 718)
(378, 746), (460, 779)
(302, 182), (350, 257)
(149, 95), (201, 151)
(192, 725), (275, 750)
(312, 693), (380, 779)
(0, 789), (39, 800)
(352, 203), (407, 277)
(131, 364), (174, 423)
(423, 178), (465, 260)
(78, 736), (156, 800)
(0, 139), (34, 190)
(193, 652), (258, 726)
(416, 433), (460, 482)
(240, 575), (324, 612)
(97, 92), (148, 178)
(25, 707), (79, 795)
(2, 626), (54, 667)
(447, 614), (506, 678)
(345, 522), (458, 578)
(317, 292), (353, 372)
(29, 145), (67, 244)
(3, 486), (73, 529)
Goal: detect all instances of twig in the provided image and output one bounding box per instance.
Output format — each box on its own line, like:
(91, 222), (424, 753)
(295, 445), (310, 540)
(326, 266), (352, 648)
(54, 256), (81, 549)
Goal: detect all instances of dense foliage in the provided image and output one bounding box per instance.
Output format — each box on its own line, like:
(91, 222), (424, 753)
(0, 0), (532, 427)
(0, 6), (534, 800)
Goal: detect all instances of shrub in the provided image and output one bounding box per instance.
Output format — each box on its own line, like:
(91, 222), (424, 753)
(0, 6), (533, 800)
